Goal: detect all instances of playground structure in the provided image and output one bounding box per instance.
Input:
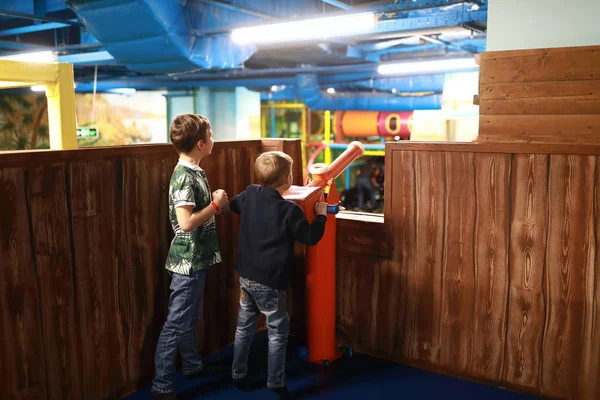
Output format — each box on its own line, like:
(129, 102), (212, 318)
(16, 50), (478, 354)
(283, 141), (365, 364)
(261, 104), (398, 195)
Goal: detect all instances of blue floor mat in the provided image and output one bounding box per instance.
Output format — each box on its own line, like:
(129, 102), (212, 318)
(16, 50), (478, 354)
(123, 334), (540, 399)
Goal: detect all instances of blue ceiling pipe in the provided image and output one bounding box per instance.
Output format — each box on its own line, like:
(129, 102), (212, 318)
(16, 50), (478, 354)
(330, 74), (445, 92)
(74, 76), (298, 92)
(296, 73), (442, 111)
(67, 0), (256, 73)
(258, 74), (445, 101)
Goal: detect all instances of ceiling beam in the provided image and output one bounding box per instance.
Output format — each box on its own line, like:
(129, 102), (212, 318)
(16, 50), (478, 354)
(0, 22), (70, 37)
(320, 0), (354, 11)
(195, 1), (276, 20)
(57, 51), (116, 65)
(0, 40), (49, 51)
(0, 9), (80, 25)
(362, 0), (479, 13)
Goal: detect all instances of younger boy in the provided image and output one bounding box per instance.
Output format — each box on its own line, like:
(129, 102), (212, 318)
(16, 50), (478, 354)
(229, 151), (328, 399)
(152, 114), (228, 400)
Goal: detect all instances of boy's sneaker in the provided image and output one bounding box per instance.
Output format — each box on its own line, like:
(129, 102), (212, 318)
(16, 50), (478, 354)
(232, 376), (261, 391)
(232, 377), (251, 391)
(184, 364), (224, 379)
(271, 387), (295, 400)
(151, 391), (178, 400)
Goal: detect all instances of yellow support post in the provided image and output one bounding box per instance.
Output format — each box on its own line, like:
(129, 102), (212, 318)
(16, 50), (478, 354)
(261, 109), (267, 138)
(0, 59), (59, 83)
(300, 107), (307, 178)
(324, 110), (331, 164)
(363, 150), (385, 157)
(46, 63), (77, 150)
(0, 59), (77, 150)
(260, 103), (305, 109)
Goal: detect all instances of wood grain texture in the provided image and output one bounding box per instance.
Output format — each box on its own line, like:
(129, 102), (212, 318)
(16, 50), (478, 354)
(480, 81), (600, 115)
(503, 154), (548, 389)
(28, 164), (82, 400)
(337, 144), (600, 399)
(6, 138), (600, 400)
(117, 156), (175, 389)
(588, 158), (600, 400)
(282, 140), (304, 185)
(480, 46), (600, 84)
(336, 250), (377, 350)
(385, 141), (600, 156)
(439, 152), (476, 372)
(0, 140), (295, 400)
(542, 155), (596, 400)
(479, 115), (600, 140)
(481, 98), (600, 116)
(335, 218), (394, 354)
(0, 168), (46, 400)
(471, 153), (510, 381)
(411, 151), (445, 366)
(199, 147), (239, 353)
(478, 47), (600, 145)
(69, 160), (122, 398)
(388, 150), (417, 360)
(335, 218), (392, 258)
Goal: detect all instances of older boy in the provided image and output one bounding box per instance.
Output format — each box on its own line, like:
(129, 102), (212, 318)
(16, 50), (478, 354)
(152, 114), (228, 400)
(229, 151), (328, 399)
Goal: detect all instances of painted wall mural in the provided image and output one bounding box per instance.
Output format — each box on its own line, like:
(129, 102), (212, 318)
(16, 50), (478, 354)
(0, 91), (167, 151)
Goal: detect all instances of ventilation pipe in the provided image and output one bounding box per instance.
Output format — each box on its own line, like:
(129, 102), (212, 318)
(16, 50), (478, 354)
(296, 73), (442, 111)
(68, 0), (256, 73)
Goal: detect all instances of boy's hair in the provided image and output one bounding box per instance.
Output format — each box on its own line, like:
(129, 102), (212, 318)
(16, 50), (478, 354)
(255, 151), (293, 188)
(170, 114), (211, 153)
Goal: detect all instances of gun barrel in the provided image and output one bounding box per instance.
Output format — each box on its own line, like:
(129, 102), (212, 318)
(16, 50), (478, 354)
(307, 141), (365, 187)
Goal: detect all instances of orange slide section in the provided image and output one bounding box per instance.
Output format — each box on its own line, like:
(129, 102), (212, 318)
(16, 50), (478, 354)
(283, 141), (365, 364)
(335, 110), (413, 139)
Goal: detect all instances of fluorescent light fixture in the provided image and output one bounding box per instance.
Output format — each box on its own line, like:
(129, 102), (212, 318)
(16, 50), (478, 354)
(0, 51), (56, 63)
(109, 88), (136, 95)
(231, 13), (376, 45)
(378, 57), (478, 76)
(31, 85), (46, 92)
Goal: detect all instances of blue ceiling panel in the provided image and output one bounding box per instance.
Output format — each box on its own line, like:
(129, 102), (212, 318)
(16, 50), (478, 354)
(0, 0), (488, 110)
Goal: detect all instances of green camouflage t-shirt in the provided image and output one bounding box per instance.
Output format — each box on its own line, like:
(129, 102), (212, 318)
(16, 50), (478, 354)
(165, 159), (221, 274)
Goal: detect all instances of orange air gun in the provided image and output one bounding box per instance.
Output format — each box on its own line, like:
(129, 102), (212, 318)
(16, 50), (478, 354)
(283, 141), (365, 364)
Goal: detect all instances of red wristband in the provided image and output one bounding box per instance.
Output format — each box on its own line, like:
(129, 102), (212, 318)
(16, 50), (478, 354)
(211, 201), (220, 213)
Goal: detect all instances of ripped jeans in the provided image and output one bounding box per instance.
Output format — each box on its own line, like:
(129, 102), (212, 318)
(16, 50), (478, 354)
(231, 277), (290, 388)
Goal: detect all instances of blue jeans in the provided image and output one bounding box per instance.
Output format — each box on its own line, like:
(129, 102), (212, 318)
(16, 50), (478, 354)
(356, 176), (377, 208)
(232, 277), (290, 388)
(152, 269), (207, 394)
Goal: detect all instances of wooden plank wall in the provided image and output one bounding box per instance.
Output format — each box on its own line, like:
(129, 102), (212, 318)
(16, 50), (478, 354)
(478, 45), (600, 143)
(336, 141), (600, 400)
(0, 139), (303, 400)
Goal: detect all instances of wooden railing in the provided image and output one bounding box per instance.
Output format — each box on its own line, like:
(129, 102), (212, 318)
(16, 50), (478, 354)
(5, 135), (599, 400)
(0, 139), (302, 400)
(336, 141), (600, 400)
